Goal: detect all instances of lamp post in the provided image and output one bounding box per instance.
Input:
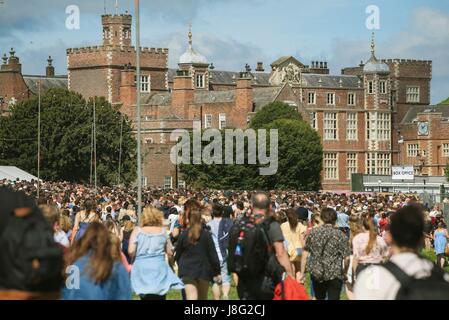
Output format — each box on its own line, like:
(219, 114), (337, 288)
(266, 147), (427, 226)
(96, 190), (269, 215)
(135, 0), (142, 216)
(378, 179), (382, 193)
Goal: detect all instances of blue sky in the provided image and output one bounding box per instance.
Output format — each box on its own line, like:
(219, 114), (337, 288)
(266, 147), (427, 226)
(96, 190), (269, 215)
(1, 0), (448, 103)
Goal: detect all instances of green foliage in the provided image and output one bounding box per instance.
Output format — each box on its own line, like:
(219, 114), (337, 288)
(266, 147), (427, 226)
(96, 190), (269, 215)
(255, 119), (323, 190)
(439, 97), (449, 105)
(0, 88), (136, 186)
(249, 101), (302, 130)
(180, 101), (323, 191)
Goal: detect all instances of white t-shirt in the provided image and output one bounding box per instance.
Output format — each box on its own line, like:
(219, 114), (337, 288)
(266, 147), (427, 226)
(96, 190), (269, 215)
(354, 252), (435, 300)
(54, 230), (70, 248)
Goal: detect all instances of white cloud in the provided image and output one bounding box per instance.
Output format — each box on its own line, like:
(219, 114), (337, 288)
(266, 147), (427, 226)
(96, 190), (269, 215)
(148, 32), (270, 71)
(330, 7), (449, 104)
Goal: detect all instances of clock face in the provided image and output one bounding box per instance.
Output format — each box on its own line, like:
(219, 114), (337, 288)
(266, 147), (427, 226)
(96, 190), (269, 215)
(418, 122), (429, 135)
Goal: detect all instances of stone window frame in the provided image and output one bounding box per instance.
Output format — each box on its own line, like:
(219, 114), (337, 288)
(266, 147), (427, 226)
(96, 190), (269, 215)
(346, 153), (357, 180)
(326, 92), (335, 106)
(324, 153), (338, 180)
(308, 91), (316, 105)
(204, 114), (212, 129)
(323, 112), (338, 140)
(346, 112), (358, 141)
(219, 113), (226, 130)
(406, 86), (420, 103)
(348, 92), (356, 106)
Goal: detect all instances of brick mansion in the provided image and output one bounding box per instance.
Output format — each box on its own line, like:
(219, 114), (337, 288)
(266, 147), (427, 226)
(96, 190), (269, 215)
(1, 12), (449, 190)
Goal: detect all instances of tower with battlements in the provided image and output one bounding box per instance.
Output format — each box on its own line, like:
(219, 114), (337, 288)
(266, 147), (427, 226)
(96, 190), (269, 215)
(67, 13), (169, 116)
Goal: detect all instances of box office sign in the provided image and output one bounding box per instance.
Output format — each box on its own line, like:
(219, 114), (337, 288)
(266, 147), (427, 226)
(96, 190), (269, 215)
(392, 166), (414, 180)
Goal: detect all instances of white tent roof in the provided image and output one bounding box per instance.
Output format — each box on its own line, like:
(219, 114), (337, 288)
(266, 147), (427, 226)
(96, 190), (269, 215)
(0, 166), (39, 182)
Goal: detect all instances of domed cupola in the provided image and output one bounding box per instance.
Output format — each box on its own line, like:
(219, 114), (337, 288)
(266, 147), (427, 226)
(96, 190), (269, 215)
(179, 25), (208, 65)
(363, 33), (390, 75)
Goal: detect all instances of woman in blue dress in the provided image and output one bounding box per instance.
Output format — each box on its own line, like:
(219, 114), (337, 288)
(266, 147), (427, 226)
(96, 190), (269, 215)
(433, 222), (449, 268)
(72, 199), (98, 243)
(63, 222), (132, 300)
(129, 207), (184, 300)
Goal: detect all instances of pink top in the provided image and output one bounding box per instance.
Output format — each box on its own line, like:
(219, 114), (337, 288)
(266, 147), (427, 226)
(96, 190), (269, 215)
(352, 232), (388, 264)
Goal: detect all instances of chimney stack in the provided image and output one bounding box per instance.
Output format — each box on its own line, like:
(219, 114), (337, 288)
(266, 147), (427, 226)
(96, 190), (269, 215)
(46, 56), (55, 77)
(172, 69), (194, 119)
(256, 62), (265, 72)
(5, 48), (21, 73)
(235, 68), (254, 127)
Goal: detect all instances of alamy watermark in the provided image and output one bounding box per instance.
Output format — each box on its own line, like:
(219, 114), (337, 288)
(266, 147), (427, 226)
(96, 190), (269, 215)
(66, 5), (80, 30)
(170, 128), (279, 176)
(365, 5), (380, 30)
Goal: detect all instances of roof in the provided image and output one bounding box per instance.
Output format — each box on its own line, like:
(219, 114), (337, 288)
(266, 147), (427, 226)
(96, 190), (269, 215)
(301, 74), (361, 89)
(23, 75), (68, 94)
(253, 86), (284, 111)
(0, 166), (39, 182)
(168, 69), (271, 86)
(194, 90), (235, 104)
(270, 56), (304, 68)
(142, 92), (171, 106)
(400, 105), (449, 124)
(142, 85), (283, 111)
(363, 54), (390, 75)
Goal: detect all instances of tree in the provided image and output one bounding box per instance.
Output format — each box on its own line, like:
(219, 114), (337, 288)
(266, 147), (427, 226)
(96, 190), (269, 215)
(250, 101), (302, 129)
(255, 119), (323, 190)
(0, 88), (136, 186)
(179, 102), (323, 190)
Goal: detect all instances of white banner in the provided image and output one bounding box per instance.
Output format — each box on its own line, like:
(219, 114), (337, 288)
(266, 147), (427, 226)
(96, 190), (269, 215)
(392, 166), (414, 180)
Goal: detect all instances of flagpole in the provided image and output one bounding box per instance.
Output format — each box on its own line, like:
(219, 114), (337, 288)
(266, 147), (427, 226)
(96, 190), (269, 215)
(93, 99), (97, 194)
(135, 0), (142, 216)
(37, 80), (41, 199)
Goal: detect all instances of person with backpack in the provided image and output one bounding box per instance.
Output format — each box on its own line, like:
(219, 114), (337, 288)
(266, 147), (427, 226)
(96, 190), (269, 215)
(207, 203), (234, 300)
(354, 204), (449, 300)
(299, 207), (351, 300)
(228, 192), (294, 300)
(0, 188), (64, 300)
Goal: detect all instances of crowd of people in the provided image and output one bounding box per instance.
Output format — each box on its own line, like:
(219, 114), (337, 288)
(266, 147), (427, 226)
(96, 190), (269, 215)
(0, 178), (448, 300)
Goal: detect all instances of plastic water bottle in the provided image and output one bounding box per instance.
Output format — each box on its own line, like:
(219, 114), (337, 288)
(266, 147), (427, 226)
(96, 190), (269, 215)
(235, 243), (242, 256)
(235, 231), (244, 256)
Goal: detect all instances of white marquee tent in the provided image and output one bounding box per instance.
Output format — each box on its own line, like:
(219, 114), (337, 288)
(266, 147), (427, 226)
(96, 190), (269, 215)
(0, 166), (39, 182)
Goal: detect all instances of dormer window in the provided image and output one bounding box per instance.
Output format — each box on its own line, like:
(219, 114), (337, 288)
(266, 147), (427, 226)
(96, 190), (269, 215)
(196, 74), (205, 88)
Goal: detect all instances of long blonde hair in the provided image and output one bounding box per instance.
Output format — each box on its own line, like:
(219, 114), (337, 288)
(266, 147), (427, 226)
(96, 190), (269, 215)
(140, 207), (164, 227)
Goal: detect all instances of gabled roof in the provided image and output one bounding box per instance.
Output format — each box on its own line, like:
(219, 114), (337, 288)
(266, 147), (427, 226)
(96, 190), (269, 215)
(253, 86), (284, 111)
(23, 75), (68, 94)
(400, 105), (449, 124)
(270, 56), (305, 68)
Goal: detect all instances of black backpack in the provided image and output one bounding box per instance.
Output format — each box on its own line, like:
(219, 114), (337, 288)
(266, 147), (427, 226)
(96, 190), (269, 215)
(383, 261), (449, 300)
(0, 194), (64, 292)
(227, 218), (268, 276)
